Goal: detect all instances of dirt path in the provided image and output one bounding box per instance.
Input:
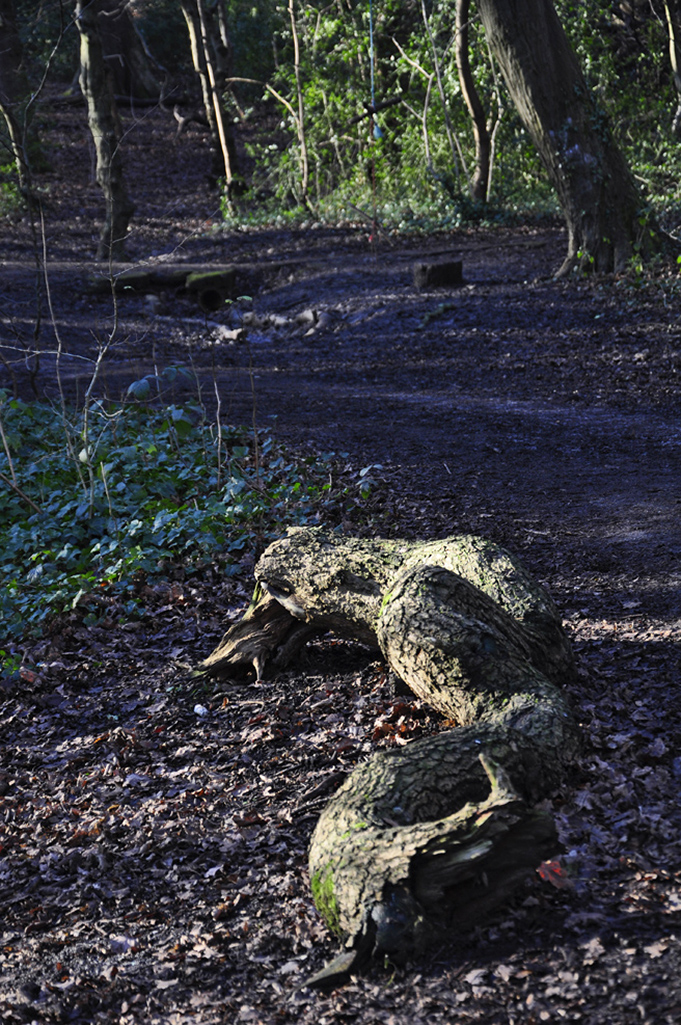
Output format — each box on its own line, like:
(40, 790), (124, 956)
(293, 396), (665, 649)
(2, 97), (681, 1023)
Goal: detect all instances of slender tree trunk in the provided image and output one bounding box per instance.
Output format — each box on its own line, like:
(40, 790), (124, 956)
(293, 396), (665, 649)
(179, 0), (215, 136)
(421, 0), (468, 189)
(455, 0), (490, 202)
(663, 0), (681, 136)
(476, 0), (665, 275)
(179, 0), (240, 195)
(212, 0), (240, 116)
(195, 0), (233, 193)
(288, 0), (310, 205)
(0, 0), (31, 195)
(76, 0), (135, 261)
(0, 99), (30, 196)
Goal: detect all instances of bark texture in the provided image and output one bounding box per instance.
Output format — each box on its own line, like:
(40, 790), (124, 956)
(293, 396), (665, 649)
(77, 0), (135, 261)
(201, 527), (580, 980)
(476, 0), (662, 275)
(308, 743), (560, 981)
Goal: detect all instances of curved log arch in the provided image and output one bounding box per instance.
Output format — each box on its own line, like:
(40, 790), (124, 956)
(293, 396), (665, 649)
(201, 527), (581, 985)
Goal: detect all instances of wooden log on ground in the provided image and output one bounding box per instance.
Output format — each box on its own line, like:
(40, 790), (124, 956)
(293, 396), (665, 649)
(306, 748), (558, 984)
(185, 269), (237, 312)
(413, 258), (463, 289)
(199, 527), (581, 983)
(199, 585), (316, 680)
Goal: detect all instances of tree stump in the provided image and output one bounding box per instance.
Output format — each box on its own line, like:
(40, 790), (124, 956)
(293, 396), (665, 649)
(413, 258), (463, 289)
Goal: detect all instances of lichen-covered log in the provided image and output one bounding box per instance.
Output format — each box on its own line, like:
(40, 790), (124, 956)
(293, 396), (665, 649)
(307, 747), (559, 981)
(200, 527), (580, 982)
(202, 527), (574, 684)
(376, 564), (576, 752)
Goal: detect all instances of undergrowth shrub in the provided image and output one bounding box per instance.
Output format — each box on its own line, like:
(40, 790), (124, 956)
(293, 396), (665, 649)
(218, 0), (679, 233)
(0, 389), (372, 653)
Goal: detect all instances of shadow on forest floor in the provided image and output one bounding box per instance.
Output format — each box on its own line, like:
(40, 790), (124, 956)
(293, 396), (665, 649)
(1, 94), (681, 1024)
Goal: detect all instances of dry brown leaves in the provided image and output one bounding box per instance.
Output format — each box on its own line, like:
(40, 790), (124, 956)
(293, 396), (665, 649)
(2, 94), (681, 1025)
(1, 565), (681, 1024)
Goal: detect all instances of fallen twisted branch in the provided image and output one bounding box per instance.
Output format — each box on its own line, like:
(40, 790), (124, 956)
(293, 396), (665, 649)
(201, 527), (581, 984)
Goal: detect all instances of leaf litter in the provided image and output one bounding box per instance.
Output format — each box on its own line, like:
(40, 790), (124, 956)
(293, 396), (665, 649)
(3, 96), (681, 1025)
(2, 544), (681, 1024)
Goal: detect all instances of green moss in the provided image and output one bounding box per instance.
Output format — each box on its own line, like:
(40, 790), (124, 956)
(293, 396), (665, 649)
(310, 866), (342, 936)
(185, 269), (236, 291)
(340, 821), (368, 840)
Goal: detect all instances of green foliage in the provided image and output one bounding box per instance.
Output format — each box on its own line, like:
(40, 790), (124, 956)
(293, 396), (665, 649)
(0, 389), (368, 650)
(15, 0), (78, 82)
(0, 160), (23, 216)
(555, 0), (681, 223)
(358, 463), (383, 501)
(11, 0), (681, 230)
(217, 0), (680, 230)
(225, 0), (277, 88)
(227, 0), (559, 225)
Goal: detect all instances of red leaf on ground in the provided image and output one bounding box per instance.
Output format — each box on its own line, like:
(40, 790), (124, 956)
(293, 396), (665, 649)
(537, 859), (575, 890)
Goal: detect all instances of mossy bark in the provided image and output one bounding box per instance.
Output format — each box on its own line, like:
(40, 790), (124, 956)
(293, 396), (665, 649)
(308, 745), (560, 966)
(205, 527), (574, 681)
(477, 0), (667, 275)
(201, 527), (580, 977)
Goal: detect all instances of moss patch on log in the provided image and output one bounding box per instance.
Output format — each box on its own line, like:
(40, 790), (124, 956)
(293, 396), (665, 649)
(310, 866), (342, 937)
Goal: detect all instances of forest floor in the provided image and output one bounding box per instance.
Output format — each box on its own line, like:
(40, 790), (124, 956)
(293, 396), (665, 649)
(1, 96), (681, 1024)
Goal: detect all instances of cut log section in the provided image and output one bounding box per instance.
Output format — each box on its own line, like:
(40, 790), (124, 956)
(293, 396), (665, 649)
(185, 269), (237, 312)
(413, 258), (463, 289)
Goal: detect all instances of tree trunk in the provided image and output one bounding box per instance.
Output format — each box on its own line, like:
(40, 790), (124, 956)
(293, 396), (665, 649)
(663, 0), (681, 136)
(179, 0), (241, 193)
(288, 0), (310, 206)
(0, 0), (31, 195)
(96, 0), (163, 100)
(200, 528), (581, 978)
(455, 0), (491, 202)
(76, 0), (135, 261)
(476, 0), (665, 275)
(180, 0), (214, 136)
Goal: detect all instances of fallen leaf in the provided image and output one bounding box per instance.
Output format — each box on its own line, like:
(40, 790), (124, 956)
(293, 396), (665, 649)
(643, 940), (668, 958)
(537, 859), (575, 890)
(581, 937), (606, 963)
